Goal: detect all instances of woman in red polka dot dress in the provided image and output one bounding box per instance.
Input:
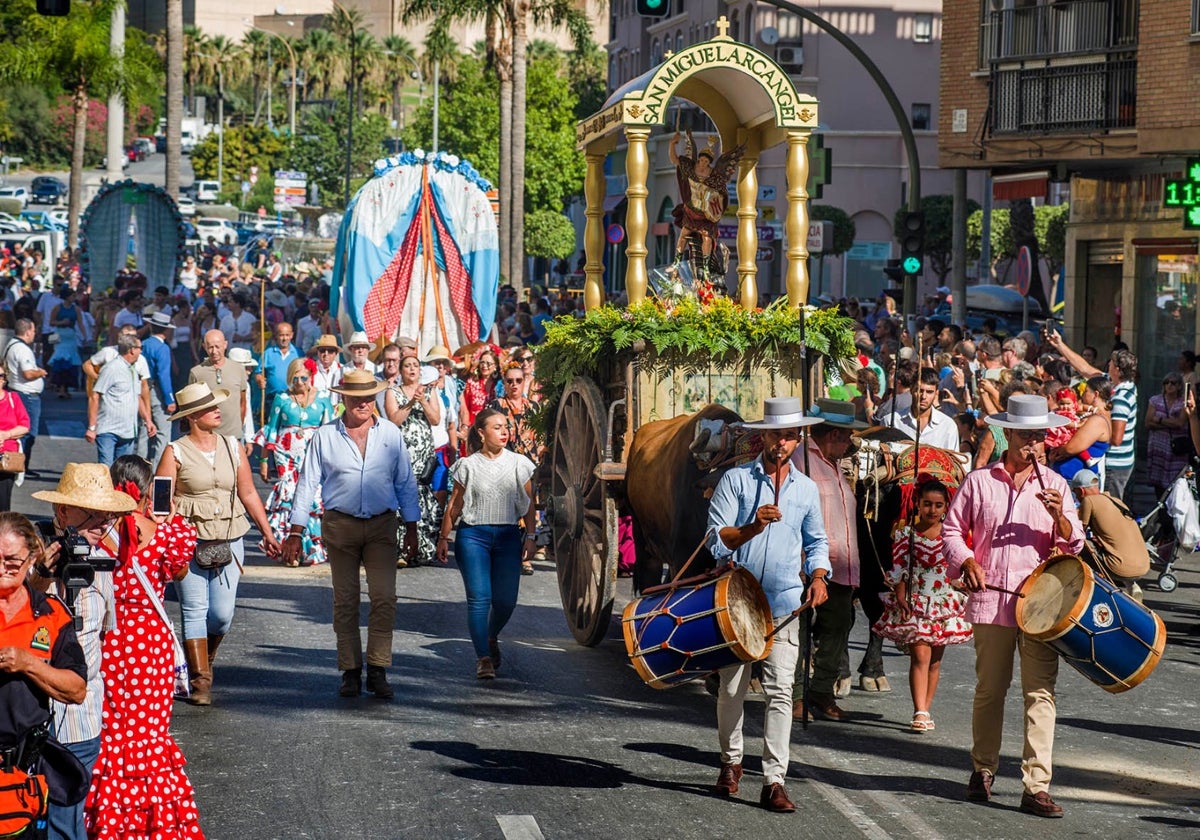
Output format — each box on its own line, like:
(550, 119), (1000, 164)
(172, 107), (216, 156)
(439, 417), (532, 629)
(85, 456), (206, 838)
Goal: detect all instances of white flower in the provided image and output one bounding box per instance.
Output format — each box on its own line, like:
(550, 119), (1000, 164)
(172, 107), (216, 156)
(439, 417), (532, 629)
(444, 154), (460, 166)
(413, 148), (425, 159)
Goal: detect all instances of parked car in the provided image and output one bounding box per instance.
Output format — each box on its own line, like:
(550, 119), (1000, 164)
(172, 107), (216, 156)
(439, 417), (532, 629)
(194, 216), (238, 243)
(195, 180), (221, 203)
(134, 138), (154, 158)
(0, 187), (29, 209)
(30, 177), (67, 206)
(176, 196), (196, 217)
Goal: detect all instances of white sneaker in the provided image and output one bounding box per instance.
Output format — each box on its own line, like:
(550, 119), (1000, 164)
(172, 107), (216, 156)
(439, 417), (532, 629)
(14, 472), (23, 487)
(1130, 582), (1144, 603)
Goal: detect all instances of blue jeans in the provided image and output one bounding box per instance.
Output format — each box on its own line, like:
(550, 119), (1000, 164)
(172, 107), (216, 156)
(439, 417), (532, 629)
(46, 735), (100, 840)
(176, 538), (244, 639)
(16, 391), (39, 468)
(95, 432), (135, 467)
(455, 524), (523, 659)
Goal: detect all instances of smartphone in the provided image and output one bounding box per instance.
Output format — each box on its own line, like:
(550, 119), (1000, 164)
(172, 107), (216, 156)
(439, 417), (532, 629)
(1186, 381), (1193, 407)
(151, 476), (173, 517)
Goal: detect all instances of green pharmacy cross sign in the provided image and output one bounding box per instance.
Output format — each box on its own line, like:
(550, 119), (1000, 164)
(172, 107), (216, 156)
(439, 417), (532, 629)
(1164, 159), (1200, 230)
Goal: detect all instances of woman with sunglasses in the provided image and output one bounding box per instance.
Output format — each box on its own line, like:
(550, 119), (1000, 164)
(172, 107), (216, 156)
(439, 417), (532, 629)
(489, 363), (543, 575)
(257, 358), (335, 567)
(1145, 370), (1190, 497)
(0, 369), (29, 511)
(385, 356), (441, 567)
(458, 350), (499, 453)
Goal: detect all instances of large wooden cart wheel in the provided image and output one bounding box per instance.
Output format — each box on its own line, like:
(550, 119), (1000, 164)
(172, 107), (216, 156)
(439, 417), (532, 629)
(549, 377), (618, 646)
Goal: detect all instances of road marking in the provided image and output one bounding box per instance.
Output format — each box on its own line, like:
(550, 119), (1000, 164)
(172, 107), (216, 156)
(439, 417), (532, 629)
(496, 815), (545, 840)
(807, 745), (944, 840)
(807, 778), (893, 840)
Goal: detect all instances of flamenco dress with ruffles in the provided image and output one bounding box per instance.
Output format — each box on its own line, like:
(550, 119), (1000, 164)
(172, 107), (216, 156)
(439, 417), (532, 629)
(873, 528), (973, 647)
(84, 515), (205, 838)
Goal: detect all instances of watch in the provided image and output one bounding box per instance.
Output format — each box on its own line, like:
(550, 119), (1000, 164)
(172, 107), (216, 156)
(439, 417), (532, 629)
(87, 424), (97, 431)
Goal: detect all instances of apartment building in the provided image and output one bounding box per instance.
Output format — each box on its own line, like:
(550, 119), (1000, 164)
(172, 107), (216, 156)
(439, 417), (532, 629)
(605, 0), (983, 301)
(940, 0), (1200, 385)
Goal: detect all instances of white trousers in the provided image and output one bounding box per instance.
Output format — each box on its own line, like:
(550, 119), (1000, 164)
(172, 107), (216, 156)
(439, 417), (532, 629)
(717, 615), (801, 786)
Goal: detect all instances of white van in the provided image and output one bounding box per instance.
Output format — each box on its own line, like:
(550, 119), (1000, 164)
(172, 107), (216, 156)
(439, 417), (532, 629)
(181, 129), (197, 154)
(195, 181), (220, 203)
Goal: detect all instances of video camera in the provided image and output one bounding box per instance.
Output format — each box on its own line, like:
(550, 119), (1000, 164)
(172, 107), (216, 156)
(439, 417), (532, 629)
(36, 523), (116, 630)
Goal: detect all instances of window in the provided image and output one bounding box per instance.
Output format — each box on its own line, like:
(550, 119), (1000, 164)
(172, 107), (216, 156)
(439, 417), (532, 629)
(779, 11), (802, 42)
(911, 103), (932, 130)
(1193, 0), (1200, 34)
(676, 31), (684, 52)
(651, 38), (661, 65)
(914, 13), (934, 43)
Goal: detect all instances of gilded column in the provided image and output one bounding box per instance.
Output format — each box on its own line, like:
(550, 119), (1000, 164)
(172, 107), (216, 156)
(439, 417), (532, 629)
(784, 130), (812, 309)
(624, 126), (651, 305)
(735, 139), (760, 309)
(583, 150), (606, 311)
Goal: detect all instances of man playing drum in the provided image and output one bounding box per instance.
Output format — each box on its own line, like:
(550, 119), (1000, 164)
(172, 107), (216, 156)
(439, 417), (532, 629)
(942, 394), (1084, 818)
(705, 397), (830, 813)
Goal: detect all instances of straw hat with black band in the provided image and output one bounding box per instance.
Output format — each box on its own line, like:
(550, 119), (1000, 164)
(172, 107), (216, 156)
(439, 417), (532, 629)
(331, 369), (388, 398)
(33, 463), (137, 513)
(308, 334), (341, 356)
(168, 382), (231, 422)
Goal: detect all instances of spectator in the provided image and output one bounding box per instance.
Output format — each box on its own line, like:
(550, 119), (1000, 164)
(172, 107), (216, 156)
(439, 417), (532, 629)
(1069, 469), (1150, 601)
(188, 330), (250, 448)
(343, 331), (378, 376)
(87, 334), (155, 466)
(1000, 337), (1027, 371)
(977, 335), (1004, 380)
(110, 290), (147, 343)
(5, 318), (46, 477)
(219, 293), (257, 353)
(295, 299), (324, 354)
(1144, 371), (1189, 497)
(258, 322), (300, 412)
(886, 367), (960, 450)
(309, 334), (344, 399)
(139, 312), (176, 468)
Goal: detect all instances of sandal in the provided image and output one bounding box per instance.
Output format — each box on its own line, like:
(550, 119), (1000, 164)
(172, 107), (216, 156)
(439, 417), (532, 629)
(521, 561), (534, 576)
(911, 711), (932, 732)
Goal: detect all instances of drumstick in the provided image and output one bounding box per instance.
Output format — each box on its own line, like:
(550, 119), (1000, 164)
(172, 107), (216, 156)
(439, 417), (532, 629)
(764, 602), (812, 641)
(773, 451), (784, 507)
(950, 579), (1025, 598)
(1030, 454), (1048, 492)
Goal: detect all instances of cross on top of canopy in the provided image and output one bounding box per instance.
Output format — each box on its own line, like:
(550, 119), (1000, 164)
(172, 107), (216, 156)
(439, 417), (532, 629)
(576, 16), (818, 153)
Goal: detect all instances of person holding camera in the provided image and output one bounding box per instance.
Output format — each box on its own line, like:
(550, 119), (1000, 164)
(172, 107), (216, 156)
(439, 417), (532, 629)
(81, 456), (204, 838)
(30, 464), (137, 840)
(156, 382), (280, 707)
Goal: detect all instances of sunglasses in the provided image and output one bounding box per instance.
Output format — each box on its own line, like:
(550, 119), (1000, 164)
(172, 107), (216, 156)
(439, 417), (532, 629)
(0, 552), (31, 569)
(291, 375), (310, 382)
(505, 378), (523, 385)
(214, 369), (222, 385)
(317, 348), (337, 354)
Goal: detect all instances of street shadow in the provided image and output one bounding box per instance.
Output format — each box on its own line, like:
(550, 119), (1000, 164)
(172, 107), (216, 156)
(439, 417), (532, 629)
(409, 740), (717, 800)
(1139, 815), (1200, 830)
(1056, 716), (1200, 749)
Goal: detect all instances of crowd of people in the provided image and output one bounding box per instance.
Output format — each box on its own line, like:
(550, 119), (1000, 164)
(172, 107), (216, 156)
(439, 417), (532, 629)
(0, 244), (1192, 834)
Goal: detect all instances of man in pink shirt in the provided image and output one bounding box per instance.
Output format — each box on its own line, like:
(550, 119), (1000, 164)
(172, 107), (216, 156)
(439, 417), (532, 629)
(793, 398), (867, 723)
(942, 394), (1084, 819)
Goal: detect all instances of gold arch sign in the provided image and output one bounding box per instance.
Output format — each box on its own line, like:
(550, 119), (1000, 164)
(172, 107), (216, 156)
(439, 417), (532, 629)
(575, 16), (819, 311)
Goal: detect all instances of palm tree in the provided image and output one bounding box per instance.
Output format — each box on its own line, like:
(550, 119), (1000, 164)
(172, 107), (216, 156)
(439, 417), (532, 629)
(166, 0), (183, 197)
(0, 0), (159, 249)
(381, 35), (417, 131)
(183, 25), (209, 112)
(298, 28), (341, 102)
(242, 30), (271, 126)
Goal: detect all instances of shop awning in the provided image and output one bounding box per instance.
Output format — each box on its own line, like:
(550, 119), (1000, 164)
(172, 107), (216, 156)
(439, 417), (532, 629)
(992, 171), (1049, 201)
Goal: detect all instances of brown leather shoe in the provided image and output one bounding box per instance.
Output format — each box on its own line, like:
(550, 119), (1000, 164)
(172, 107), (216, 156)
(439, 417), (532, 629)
(966, 769), (994, 802)
(760, 782), (796, 813)
(713, 762), (742, 796)
(808, 692), (851, 722)
(1019, 791), (1063, 818)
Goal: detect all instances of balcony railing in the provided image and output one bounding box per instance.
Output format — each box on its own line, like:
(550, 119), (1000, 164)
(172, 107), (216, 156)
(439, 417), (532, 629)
(980, 0), (1138, 64)
(989, 58), (1137, 135)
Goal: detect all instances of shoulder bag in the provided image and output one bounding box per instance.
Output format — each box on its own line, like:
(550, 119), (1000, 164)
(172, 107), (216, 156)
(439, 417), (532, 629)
(194, 436), (238, 570)
(0, 394), (24, 475)
(128, 541), (190, 699)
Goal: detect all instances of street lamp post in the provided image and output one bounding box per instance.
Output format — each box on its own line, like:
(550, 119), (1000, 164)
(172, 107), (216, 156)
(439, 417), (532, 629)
(343, 33), (356, 206)
(217, 67), (225, 191)
(248, 24), (298, 140)
(381, 49), (423, 149)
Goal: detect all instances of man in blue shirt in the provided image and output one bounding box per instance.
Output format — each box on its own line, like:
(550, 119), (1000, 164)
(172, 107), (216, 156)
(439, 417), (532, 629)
(256, 321), (299, 415)
(706, 396), (830, 814)
(287, 370), (420, 700)
(139, 312), (175, 467)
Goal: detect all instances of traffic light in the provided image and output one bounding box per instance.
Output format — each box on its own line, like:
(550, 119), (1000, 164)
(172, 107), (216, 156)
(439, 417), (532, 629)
(636, 0), (671, 18)
(883, 258), (904, 285)
(899, 211), (925, 276)
(35, 0), (69, 15)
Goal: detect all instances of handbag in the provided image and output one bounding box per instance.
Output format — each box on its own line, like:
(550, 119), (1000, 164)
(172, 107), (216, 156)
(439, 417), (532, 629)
(194, 436), (239, 571)
(1170, 434), (1194, 457)
(0, 766), (47, 838)
(128, 550), (190, 699)
(0, 395), (25, 475)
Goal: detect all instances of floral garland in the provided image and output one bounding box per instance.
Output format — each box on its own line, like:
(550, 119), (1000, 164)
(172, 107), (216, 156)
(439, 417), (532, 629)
(78, 179), (186, 289)
(371, 150), (492, 193)
(529, 296), (857, 437)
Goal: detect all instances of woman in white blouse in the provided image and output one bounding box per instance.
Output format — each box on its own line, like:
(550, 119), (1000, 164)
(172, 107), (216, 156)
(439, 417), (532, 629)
(437, 407), (536, 680)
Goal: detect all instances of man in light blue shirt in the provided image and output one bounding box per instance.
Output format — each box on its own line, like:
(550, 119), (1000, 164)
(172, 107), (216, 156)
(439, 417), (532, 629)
(257, 322), (300, 410)
(287, 369), (419, 701)
(705, 397), (829, 814)
(139, 312), (176, 467)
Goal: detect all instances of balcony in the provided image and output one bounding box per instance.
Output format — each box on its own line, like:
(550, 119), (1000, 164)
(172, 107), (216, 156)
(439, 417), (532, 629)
(980, 0), (1138, 64)
(990, 58), (1137, 135)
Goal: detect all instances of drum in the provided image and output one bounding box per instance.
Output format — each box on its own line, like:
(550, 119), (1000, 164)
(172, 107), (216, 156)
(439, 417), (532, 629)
(1016, 554), (1167, 693)
(622, 567), (774, 689)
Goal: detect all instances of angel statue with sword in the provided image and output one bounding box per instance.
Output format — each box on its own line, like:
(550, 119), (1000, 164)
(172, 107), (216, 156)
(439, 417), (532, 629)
(668, 130), (745, 291)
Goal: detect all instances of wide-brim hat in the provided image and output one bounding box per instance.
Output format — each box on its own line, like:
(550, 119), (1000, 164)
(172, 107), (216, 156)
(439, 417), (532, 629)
(228, 347), (258, 368)
(147, 311), (173, 329)
(986, 394), (1072, 430)
(345, 330), (372, 350)
(809, 398), (869, 431)
(308, 334), (341, 356)
(422, 344), (453, 365)
(32, 463), (137, 513)
(266, 290), (288, 307)
(169, 382), (230, 421)
(740, 396), (823, 430)
(419, 365), (439, 386)
(331, 369), (388, 398)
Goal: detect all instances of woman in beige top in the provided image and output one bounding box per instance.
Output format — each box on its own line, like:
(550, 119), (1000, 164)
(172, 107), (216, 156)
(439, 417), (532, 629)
(156, 382), (279, 705)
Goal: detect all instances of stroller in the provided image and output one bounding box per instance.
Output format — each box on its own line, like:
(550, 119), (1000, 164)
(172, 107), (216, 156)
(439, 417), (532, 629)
(1137, 464), (1199, 593)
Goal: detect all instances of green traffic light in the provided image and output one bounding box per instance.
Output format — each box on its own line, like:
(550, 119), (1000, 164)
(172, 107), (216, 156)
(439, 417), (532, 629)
(902, 256), (921, 274)
(646, 0), (664, 5)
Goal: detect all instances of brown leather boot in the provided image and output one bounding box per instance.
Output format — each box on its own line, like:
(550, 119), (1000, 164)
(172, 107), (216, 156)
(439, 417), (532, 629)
(185, 638), (212, 706)
(207, 634), (225, 668)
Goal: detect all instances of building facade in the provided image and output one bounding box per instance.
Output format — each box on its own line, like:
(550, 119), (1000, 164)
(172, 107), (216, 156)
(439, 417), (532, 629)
(939, 0), (1200, 387)
(604, 0), (984, 303)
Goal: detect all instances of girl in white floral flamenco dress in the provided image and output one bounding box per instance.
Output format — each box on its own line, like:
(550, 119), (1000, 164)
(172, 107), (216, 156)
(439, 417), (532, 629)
(874, 479), (973, 733)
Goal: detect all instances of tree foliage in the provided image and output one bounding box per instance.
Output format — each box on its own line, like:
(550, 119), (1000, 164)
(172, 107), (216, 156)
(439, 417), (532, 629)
(809, 205), (856, 257)
(894, 194), (980, 282)
(524, 210), (576, 259)
(967, 204), (1069, 277)
(290, 100), (388, 203)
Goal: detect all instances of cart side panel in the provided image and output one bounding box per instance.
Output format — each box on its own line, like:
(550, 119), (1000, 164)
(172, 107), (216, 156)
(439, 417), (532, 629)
(632, 360), (806, 429)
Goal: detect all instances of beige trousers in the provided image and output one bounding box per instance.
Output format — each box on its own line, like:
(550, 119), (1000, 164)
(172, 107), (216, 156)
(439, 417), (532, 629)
(970, 623), (1060, 794)
(323, 510), (399, 671)
(717, 616), (800, 786)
